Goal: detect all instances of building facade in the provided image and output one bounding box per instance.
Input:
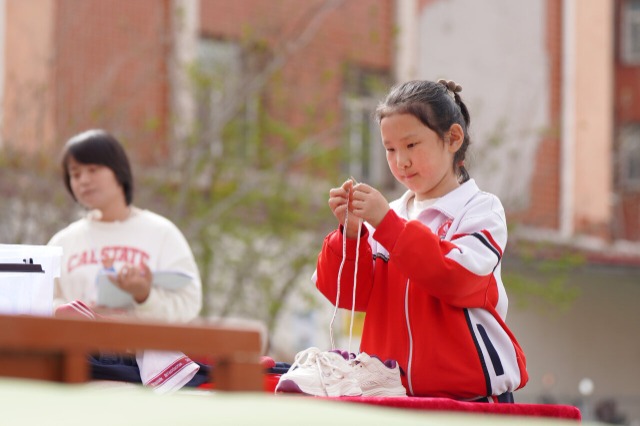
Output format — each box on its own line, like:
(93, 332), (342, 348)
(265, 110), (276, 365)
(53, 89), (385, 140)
(401, 0), (639, 421)
(1, 0), (639, 422)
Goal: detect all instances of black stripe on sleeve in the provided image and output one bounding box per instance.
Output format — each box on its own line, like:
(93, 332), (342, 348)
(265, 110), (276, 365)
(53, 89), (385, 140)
(471, 232), (501, 262)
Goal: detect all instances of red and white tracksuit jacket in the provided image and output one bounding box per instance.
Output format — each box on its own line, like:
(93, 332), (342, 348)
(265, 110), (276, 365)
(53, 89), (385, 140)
(314, 179), (528, 399)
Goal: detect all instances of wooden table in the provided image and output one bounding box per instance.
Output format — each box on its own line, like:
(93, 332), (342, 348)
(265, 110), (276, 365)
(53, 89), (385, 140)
(0, 314), (263, 391)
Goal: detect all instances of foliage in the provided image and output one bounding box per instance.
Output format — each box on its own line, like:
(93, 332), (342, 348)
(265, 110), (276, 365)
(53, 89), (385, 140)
(132, 1), (351, 339)
(0, 146), (76, 244)
(0, 1), (352, 350)
(503, 240), (583, 312)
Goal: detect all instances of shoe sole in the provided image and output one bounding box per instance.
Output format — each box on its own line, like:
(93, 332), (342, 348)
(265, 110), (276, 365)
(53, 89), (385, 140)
(275, 379), (363, 397)
(275, 379), (320, 396)
(325, 380), (362, 397)
(362, 387), (407, 397)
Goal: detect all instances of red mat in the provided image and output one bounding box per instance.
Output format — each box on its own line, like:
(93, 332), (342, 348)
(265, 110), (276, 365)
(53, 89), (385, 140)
(330, 396), (581, 421)
(263, 374), (581, 421)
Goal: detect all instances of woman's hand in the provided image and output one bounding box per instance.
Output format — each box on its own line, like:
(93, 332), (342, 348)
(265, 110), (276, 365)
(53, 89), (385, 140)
(351, 183), (390, 228)
(108, 262), (152, 304)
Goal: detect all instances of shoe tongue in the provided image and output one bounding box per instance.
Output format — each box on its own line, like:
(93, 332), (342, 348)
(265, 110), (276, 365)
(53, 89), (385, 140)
(360, 353), (398, 370)
(329, 349), (352, 361)
(384, 359), (397, 369)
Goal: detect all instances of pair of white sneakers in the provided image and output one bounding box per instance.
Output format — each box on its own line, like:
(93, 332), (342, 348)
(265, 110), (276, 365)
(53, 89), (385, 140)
(274, 347), (407, 397)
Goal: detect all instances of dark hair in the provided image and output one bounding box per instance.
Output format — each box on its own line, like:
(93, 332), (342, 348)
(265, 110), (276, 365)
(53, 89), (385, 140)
(62, 129), (134, 205)
(375, 80), (471, 183)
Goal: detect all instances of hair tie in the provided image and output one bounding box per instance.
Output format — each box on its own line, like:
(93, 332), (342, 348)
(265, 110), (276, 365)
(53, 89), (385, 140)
(437, 79), (462, 100)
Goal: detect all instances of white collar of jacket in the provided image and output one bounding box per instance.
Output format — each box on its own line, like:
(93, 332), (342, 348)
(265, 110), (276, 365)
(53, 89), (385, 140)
(391, 179), (481, 220)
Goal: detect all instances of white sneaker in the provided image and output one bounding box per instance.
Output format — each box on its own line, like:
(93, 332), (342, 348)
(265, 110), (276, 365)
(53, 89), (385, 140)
(274, 347), (322, 395)
(275, 347), (362, 397)
(351, 352), (407, 397)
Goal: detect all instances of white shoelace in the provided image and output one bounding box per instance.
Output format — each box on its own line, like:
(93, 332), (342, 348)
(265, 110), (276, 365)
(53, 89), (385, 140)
(287, 347), (352, 395)
(289, 347), (322, 372)
(315, 352), (353, 391)
(329, 186), (362, 354)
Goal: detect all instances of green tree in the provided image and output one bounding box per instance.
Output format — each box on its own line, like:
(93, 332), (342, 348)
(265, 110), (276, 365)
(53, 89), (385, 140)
(0, 1), (350, 352)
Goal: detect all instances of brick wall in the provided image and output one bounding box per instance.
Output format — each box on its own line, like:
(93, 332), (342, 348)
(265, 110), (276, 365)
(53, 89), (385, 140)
(2, 0), (394, 167)
(199, 0), (393, 142)
(614, 0), (640, 240)
(514, 0), (563, 230)
(51, 0), (171, 163)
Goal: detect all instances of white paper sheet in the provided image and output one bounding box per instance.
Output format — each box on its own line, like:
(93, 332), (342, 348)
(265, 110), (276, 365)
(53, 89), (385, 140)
(96, 270), (193, 308)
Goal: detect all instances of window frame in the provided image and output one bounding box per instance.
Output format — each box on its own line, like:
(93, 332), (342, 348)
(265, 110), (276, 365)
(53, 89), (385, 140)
(621, 0), (640, 64)
(618, 123), (640, 190)
(195, 37), (261, 160)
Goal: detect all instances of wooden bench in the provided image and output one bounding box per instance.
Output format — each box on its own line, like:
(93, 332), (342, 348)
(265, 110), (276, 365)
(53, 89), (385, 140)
(0, 314), (582, 422)
(0, 313), (263, 391)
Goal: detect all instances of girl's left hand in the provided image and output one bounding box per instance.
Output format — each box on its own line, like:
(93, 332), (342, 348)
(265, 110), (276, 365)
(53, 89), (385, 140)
(351, 183), (390, 228)
(109, 262), (152, 304)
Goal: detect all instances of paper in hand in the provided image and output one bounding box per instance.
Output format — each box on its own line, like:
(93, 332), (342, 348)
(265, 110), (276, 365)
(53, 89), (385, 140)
(96, 270), (194, 308)
(96, 271), (134, 308)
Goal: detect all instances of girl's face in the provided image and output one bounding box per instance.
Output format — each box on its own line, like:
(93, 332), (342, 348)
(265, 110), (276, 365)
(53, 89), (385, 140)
(67, 156), (126, 212)
(380, 113), (460, 201)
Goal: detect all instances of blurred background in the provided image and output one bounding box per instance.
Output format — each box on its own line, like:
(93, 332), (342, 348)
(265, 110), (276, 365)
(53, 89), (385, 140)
(0, 0), (638, 423)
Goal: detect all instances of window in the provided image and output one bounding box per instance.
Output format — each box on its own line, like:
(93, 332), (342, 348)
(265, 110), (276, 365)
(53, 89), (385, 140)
(195, 38), (260, 160)
(197, 39), (243, 107)
(622, 0), (640, 64)
(618, 124), (640, 188)
(343, 70), (394, 188)
(344, 97), (379, 182)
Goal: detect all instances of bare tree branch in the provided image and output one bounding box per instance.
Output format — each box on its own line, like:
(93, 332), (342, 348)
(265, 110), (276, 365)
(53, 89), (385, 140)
(172, 0), (346, 218)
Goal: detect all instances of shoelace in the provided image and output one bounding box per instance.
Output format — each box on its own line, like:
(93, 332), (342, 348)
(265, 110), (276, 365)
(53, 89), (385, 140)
(348, 218), (362, 354)
(329, 183), (362, 354)
(314, 352), (352, 394)
(287, 348), (352, 396)
(288, 347), (322, 372)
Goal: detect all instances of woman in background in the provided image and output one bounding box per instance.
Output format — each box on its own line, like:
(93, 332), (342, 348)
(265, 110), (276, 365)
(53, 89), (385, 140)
(48, 129), (202, 323)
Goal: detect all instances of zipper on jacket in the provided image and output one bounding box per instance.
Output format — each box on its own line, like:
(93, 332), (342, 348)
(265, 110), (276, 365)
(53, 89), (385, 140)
(404, 278), (414, 395)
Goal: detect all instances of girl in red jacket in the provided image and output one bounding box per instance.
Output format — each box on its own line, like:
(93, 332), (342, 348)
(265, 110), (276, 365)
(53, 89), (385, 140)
(315, 79), (528, 402)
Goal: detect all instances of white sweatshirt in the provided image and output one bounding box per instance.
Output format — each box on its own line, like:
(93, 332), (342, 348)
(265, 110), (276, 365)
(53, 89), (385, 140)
(48, 207), (202, 323)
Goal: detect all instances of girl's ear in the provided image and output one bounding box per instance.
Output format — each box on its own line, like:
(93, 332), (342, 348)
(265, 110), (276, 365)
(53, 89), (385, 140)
(447, 123), (464, 153)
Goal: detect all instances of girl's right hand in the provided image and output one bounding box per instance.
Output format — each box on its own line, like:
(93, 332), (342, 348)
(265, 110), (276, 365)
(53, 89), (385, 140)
(328, 179), (361, 239)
